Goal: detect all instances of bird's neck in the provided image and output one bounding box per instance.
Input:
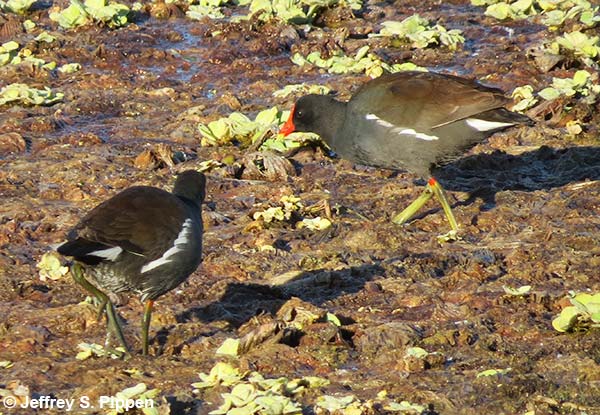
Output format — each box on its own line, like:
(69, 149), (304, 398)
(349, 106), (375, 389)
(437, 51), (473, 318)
(316, 99), (347, 147)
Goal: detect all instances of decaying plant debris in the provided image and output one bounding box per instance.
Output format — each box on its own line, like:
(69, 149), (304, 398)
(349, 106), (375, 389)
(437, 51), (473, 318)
(1, 0), (600, 414)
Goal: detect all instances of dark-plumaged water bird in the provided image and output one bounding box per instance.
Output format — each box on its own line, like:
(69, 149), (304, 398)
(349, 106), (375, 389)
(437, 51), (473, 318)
(57, 170), (206, 355)
(280, 71), (533, 240)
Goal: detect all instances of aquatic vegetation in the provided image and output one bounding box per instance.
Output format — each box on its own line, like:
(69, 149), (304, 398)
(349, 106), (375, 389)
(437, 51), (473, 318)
(511, 70), (600, 112)
(0, 40), (56, 69)
(552, 292), (600, 332)
(193, 362), (329, 415)
(0, 0), (35, 14)
(472, 0), (600, 28)
(546, 31), (600, 67)
(37, 252), (69, 281)
(291, 45), (427, 78)
(476, 368), (512, 377)
(0, 83), (64, 106)
(370, 14), (464, 51)
(50, 0), (130, 29)
(272, 83), (331, 98)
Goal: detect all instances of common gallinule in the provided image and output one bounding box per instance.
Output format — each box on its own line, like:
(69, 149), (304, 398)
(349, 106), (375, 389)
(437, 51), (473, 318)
(57, 170), (206, 355)
(280, 71), (532, 240)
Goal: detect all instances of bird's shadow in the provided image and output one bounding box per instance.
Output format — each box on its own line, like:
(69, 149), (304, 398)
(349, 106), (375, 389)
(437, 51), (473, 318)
(177, 263), (384, 327)
(433, 145), (600, 211)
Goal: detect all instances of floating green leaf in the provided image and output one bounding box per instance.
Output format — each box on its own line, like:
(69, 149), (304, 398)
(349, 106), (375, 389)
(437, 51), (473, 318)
(50, 0), (130, 29)
(0, 0), (36, 14)
(291, 46), (427, 78)
(0, 361), (13, 369)
(0, 83), (64, 106)
(502, 285), (532, 296)
(552, 292), (600, 332)
(405, 347), (429, 359)
(36, 252), (69, 281)
(216, 338), (241, 357)
(476, 367), (512, 377)
(75, 343), (127, 360)
(315, 395), (356, 412)
(58, 62), (82, 73)
(371, 15), (464, 50)
(35, 31), (56, 43)
(296, 217), (332, 231)
(192, 362), (245, 389)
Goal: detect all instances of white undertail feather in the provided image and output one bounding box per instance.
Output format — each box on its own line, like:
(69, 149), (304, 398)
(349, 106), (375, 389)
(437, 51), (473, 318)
(366, 114), (439, 141)
(140, 218), (192, 274)
(465, 118), (514, 131)
(89, 246), (123, 261)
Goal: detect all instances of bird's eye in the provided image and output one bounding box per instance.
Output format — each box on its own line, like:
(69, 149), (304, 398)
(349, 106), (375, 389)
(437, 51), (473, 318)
(296, 109), (304, 118)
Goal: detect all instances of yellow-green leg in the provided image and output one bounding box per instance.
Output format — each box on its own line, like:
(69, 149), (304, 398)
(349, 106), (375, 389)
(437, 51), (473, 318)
(392, 177), (459, 242)
(70, 263), (130, 354)
(141, 300), (154, 356)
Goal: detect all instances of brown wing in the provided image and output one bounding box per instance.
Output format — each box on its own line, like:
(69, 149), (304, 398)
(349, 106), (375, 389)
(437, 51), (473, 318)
(69, 186), (188, 259)
(350, 71), (509, 131)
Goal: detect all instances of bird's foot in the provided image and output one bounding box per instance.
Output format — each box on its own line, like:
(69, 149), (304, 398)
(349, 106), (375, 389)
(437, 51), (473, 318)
(436, 229), (460, 244)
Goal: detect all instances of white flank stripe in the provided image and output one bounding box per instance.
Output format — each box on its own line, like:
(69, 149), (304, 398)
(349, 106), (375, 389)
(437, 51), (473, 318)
(391, 127), (439, 141)
(89, 246), (123, 261)
(141, 218), (193, 274)
(366, 113), (439, 141)
(365, 113), (394, 128)
(466, 118), (514, 131)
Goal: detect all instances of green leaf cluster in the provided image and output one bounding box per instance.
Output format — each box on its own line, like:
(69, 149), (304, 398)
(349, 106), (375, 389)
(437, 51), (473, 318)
(371, 15), (464, 51)
(50, 0), (130, 29)
(472, 0), (600, 28)
(546, 30), (600, 66)
(272, 83), (331, 98)
(239, 0), (362, 24)
(0, 83), (64, 106)
(104, 383), (161, 415)
(0, 40), (56, 69)
(552, 292), (600, 332)
(198, 106), (288, 148)
(75, 343), (127, 360)
(512, 70), (600, 112)
(253, 195), (303, 223)
(186, 0), (229, 19)
(0, 0), (36, 14)
(36, 252), (69, 281)
(192, 362), (329, 415)
(537, 69), (600, 101)
(291, 45), (428, 78)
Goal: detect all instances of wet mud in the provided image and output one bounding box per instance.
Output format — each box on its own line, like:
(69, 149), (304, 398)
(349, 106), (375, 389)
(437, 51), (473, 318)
(1, 0), (600, 414)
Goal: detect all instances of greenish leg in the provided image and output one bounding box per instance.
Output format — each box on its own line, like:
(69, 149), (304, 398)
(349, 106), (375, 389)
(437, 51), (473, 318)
(70, 263), (130, 354)
(141, 300), (154, 356)
(428, 178), (459, 242)
(391, 184), (435, 225)
(392, 178), (459, 242)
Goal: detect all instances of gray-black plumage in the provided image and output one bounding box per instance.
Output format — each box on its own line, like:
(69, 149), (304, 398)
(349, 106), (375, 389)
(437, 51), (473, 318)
(281, 71), (532, 239)
(57, 170), (206, 355)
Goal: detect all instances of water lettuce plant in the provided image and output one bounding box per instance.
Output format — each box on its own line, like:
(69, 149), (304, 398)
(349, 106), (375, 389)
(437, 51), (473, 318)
(272, 83), (331, 98)
(198, 106), (288, 147)
(546, 31), (600, 67)
(552, 292), (600, 332)
(186, 0), (228, 19)
(50, 0), (130, 29)
(0, 0), (36, 14)
(370, 14), (464, 51)
(291, 45), (427, 78)
(472, 0), (600, 28)
(0, 83), (64, 106)
(511, 70), (600, 112)
(192, 362), (329, 415)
